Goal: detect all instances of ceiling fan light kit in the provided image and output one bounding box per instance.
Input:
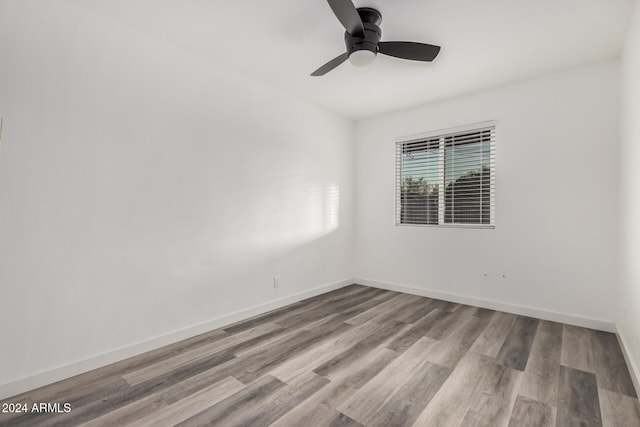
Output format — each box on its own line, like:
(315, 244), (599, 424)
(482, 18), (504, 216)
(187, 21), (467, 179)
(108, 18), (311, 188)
(349, 50), (376, 67)
(312, 0), (441, 76)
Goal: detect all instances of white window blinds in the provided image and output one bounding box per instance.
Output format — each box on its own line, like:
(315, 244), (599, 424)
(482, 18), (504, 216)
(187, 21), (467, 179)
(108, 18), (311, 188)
(396, 124), (495, 227)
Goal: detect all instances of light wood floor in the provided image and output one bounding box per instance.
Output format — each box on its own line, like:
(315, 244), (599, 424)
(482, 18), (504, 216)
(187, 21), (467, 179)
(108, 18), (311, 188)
(1, 285), (639, 426)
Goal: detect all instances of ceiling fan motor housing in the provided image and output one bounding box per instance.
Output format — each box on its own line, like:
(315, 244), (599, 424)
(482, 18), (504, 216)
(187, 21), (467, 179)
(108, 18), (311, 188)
(311, 2), (440, 76)
(345, 7), (382, 56)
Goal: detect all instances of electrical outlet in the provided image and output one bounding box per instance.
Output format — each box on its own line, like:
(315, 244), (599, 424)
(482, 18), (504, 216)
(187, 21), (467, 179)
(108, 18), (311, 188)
(273, 275), (280, 288)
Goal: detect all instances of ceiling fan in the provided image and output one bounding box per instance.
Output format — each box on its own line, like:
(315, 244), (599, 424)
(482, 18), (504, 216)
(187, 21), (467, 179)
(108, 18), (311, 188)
(311, 0), (441, 76)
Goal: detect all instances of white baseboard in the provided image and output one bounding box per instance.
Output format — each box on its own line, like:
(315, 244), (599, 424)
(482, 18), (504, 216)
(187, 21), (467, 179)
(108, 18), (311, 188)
(356, 278), (616, 332)
(615, 325), (640, 398)
(0, 278), (354, 400)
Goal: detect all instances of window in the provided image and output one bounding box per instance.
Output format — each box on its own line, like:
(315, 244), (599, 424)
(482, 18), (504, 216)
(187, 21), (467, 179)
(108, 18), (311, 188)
(396, 123), (495, 227)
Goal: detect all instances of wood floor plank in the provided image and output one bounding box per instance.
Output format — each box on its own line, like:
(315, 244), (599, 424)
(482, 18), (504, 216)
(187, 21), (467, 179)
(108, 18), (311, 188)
(474, 307), (496, 319)
(316, 286), (388, 312)
(459, 362), (522, 426)
(160, 360), (244, 405)
(556, 365), (603, 427)
(129, 376), (244, 427)
(508, 395), (555, 427)
(269, 321), (381, 383)
(331, 287), (393, 313)
(365, 294), (428, 326)
(313, 320), (409, 380)
(336, 288), (400, 317)
(495, 316), (539, 371)
(518, 355), (560, 407)
(446, 307), (494, 344)
(230, 313), (334, 359)
(77, 393), (166, 427)
(386, 308), (447, 353)
(412, 351), (497, 426)
(431, 298), (459, 312)
(344, 294), (412, 326)
(412, 310), (493, 370)
(122, 322), (280, 385)
(400, 297), (439, 324)
(470, 311), (518, 358)
(306, 290), (401, 333)
(232, 322), (353, 384)
(598, 387), (640, 427)
(218, 371), (330, 427)
(561, 324), (596, 373)
(424, 305), (478, 341)
(518, 320), (562, 405)
(123, 347), (236, 388)
(531, 320), (563, 360)
(338, 337), (442, 424)
(270, 347), (398, 427)
(224, 322), (301, 357)
(174, 375), (286, 426)
(591, 331), (638, 398)
(329, 412), (365, 427)
(367, 360), (451, 427)
(422, 339), (471, 370)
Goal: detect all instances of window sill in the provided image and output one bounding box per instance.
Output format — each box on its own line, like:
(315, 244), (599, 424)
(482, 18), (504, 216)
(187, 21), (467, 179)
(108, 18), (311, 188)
(395, 223), (495, 229)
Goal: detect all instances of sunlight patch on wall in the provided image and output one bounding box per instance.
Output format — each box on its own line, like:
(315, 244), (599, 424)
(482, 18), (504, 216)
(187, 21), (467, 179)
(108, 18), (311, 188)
(325, 183), (340, 231)
(277, 181), (341, 249)
(171, 182), (341, 282)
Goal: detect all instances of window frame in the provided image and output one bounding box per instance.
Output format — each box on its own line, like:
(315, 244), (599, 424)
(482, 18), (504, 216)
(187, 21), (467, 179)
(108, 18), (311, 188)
(395, 121), (496, 229)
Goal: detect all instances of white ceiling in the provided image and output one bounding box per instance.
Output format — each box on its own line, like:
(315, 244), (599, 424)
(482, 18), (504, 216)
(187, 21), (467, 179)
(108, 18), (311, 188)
(78, 0), (636, 120)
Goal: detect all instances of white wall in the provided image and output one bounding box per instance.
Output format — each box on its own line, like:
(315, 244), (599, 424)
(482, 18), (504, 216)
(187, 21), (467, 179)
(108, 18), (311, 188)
(355, 61), (620, 325)
(0, 1), (354, 392)
(619, 0), (640, 389)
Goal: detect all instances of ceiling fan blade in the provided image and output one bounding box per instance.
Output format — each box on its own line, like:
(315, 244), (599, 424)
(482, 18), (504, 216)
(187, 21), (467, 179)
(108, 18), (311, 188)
(378, 41), (441, 62)
(326, 0), (364, 36)
(311, 52), (349, 76)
